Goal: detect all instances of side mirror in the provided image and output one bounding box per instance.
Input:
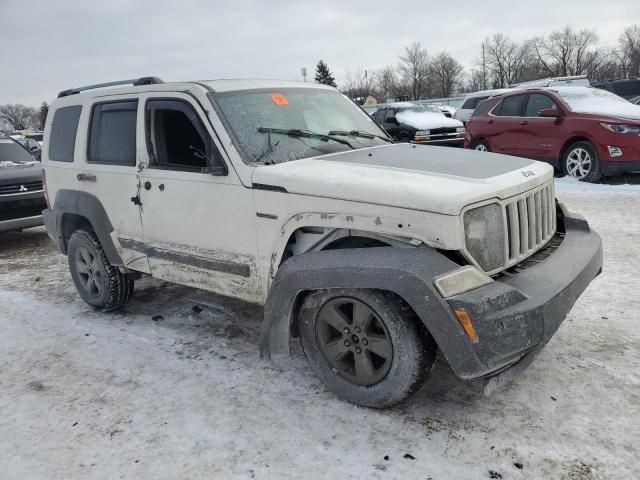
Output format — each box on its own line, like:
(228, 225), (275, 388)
(539, 108), (563, 118)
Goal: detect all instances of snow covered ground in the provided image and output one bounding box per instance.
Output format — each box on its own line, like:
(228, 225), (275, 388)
(1, 176), (639, 480)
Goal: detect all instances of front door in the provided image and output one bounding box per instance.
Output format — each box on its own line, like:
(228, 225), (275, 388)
(137, 93), (261, 303)
(487, 93), (528, 155)
(518, 93), (564, 161)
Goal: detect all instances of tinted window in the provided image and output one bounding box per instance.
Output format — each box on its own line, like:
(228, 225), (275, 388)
(462, 98), (476, 109)
(613, 80), (640, 97)
(49, 106), (81, 162)
(146, 99), (218, 171)
(88, 101), (137, 165)
(525, 94), (558, 117)
(472, 98), (498, 117)
(384, 109), (396, 122)
(495, 95), (526, 116)
(0, 138), (36, 166)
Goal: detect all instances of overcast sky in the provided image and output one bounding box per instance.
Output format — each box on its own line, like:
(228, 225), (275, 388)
(1, 0), (638, 106)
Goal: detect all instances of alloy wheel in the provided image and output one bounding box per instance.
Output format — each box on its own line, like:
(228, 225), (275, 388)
(475, 143), (488, 152)
(566, 147), (592, 179)
(74, 246), (103, 297)
(315, 297), (393, 386)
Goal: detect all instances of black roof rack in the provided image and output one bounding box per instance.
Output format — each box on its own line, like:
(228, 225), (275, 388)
(57, 76), (164, 98)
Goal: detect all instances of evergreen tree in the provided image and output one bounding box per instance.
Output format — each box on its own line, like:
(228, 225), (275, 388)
(314, 60), (337, 87)
(38, 102), (49, 131)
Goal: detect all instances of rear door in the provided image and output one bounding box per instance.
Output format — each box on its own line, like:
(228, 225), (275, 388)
(77, 96), (149, 273)
(486, 94), (527, 155)
(518, 93), (564, 160)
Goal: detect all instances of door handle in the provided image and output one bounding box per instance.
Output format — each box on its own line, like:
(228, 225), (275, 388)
(520, 121), (529, 126)
(487, 119), (494, 124)
(144, 181), (152, 190)
(77, 173), (96, 182)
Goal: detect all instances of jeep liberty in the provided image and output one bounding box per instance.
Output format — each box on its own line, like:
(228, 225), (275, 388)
(41, 77), (603, 407)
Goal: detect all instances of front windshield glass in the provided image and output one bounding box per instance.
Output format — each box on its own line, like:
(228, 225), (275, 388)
(212, 88), (389, 164)
(557, 87), (640, 119)
(0, 138), (37, 167)
(397, 104), (441, 114)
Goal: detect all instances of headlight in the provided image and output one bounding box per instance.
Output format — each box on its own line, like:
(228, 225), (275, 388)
(600, 123), (640, 135)
(463, 203), (505, 271)
(456, 127), (465, 133)
(415, 130), (430, 136)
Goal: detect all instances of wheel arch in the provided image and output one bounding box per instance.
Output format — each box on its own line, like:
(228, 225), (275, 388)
(260, 246), (486, 379)
(559, 136), (595, 163)
(51, 189), (123, 266)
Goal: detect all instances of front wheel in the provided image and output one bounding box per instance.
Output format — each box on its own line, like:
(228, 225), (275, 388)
(563, 141), (602, 183)
(298, 289), (436, 408)
(472, 139), (491, 152)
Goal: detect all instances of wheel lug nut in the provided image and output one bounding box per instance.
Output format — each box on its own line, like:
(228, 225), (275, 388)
(355, 347), (362, 354)
(343, 327), (350, 334)
(362, 339), (368, 345)
(344, 340), (351, 347)
(354, 326), (361, 333)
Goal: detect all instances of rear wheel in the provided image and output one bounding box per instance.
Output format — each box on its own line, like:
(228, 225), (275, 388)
(67, 228), (134, 310)
(472, 139), (491, 152)
(298, 288), (436, 408)
(563, 141), (602, 183)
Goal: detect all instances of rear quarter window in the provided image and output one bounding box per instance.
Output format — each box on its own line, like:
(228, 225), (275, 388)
(49, 106), (82, 162)
(461, 98), (477, 109)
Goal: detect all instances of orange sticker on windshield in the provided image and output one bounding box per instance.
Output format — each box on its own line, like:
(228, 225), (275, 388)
(270, 93), (289, 106)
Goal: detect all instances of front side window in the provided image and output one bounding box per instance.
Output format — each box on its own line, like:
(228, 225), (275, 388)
(49, 105), (81, 162)
(146, 99), (220, 171)
(525, 94), (558, 117)
(211, 88), (388, 165)
(494, 95), (526, 117)
(88, 101), (137, 165)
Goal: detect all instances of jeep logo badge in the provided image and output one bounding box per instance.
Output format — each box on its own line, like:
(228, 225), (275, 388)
(19, 185), (28, 192)
(521, 170), (535, 177)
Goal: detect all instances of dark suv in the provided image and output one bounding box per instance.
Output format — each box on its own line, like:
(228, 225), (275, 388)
(0, 135), (45, 233)
(465, 86), (640, 182)
(592, 78), (640, 100)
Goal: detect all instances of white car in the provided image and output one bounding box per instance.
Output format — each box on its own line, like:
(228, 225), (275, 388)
(42, 77), (602, 408)
(454, 89), (512, 123)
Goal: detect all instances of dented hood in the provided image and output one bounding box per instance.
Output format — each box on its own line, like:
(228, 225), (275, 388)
(251, 144), (553, 215)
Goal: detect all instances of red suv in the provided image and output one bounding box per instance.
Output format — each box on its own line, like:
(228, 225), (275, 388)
(465, 86), (640, 182)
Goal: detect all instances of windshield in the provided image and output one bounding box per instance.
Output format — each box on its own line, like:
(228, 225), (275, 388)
(0, 138), (37, 167)
(557, 87), (640, 120)
(396, 104), (442, 114)
(211, 88), (389, 164)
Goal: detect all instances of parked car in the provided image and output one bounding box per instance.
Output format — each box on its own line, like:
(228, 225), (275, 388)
(465, 86), (640, 182)
(374, 102), (465, 145)
(42, 77), (601, 408)
(592, 78), (640, 100)
(0, 135), (45, 233)
(25, 131), (45, 145)
(454, 89), (511, 123)
(14, 136), (42, 159)
(508, 75), (590, 88)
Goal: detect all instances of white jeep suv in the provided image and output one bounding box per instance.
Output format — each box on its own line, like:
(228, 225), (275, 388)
(41, 77), (602, 407)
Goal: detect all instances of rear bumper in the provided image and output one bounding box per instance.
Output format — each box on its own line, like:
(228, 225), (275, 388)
(445, 212), (602, 383)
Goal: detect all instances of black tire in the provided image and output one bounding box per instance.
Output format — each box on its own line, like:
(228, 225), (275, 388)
(67, 228), (134, 310)
(563, 141), (602, 183)
(472, 139), (491, 152)
(298, 288), (436, 408)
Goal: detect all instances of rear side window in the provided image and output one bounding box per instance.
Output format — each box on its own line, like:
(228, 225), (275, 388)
(494, 95), (526, 116)
(88, 101), (137, 165)
(472, 98), (497, 117)
(462, 98), (477, 109)
(49, 106), (81, 162)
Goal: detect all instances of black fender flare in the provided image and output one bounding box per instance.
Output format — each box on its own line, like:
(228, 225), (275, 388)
(49, 189), (123, 266)
(259, 246), (486, 378)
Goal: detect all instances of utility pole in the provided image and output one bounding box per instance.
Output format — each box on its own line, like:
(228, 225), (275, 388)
(301, 67), (307, 82)
(482, 43), (487, 90)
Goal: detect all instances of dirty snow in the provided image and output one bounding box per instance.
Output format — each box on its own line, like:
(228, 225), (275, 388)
(1, 176), (639, 479)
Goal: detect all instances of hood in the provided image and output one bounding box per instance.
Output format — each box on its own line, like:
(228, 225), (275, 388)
(396, 110), (464, 130)
(252, 144), (553, 215)
(0, 160), (41, 184)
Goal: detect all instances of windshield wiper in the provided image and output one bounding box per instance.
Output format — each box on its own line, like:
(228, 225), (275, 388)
(258, 127), (355, 149)
(328, 130), (393, 143)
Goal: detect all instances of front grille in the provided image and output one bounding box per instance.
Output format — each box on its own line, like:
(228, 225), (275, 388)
(429, 127), (456, 135)
(0, 180), (43, 196)
(504, 182), (556, 267)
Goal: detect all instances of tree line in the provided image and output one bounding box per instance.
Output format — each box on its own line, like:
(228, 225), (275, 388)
(0, 102), (48, 133)
(326, 24), (640, 102)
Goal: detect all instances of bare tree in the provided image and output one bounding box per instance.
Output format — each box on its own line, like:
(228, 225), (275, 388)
(618, 24), (640, 77)
(531, 26), (602, 77)
(398, 42), (430, 100)
(341, 68), (376, 103)
(463, 68), (485, 93)
(483, 34), (532, 87)
(430, 52), (464, 97)
(0, 104), (38, 131)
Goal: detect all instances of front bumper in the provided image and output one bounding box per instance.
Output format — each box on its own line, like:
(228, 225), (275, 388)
(445, 212), (602, 384)
(602, 160), (640, 175)
(0, 190), (46, 233)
